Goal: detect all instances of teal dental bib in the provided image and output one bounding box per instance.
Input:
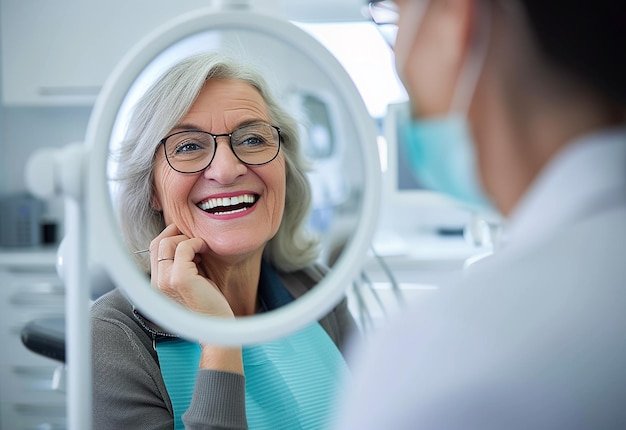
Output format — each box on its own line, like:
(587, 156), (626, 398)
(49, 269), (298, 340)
(155, 263), (348, 429)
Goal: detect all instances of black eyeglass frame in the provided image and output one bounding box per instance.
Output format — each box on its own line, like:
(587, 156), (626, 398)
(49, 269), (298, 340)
(367, 0), (399, 48)
(159, 124), (282, 174)
(368, 0), (399, 26)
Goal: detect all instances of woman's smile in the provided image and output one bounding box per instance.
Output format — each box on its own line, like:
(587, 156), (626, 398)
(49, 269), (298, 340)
(196, 192), (260, 218)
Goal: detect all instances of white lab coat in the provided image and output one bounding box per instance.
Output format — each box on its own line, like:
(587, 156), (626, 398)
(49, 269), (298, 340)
(338, 127), (626, 429)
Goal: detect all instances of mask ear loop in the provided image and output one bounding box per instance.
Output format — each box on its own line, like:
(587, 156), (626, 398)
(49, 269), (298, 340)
(449, 0), (492, 115)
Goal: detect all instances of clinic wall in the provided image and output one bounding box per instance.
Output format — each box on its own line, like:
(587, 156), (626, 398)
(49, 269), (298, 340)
(0, 1), (88, 224)
(0, 107), (92, 194)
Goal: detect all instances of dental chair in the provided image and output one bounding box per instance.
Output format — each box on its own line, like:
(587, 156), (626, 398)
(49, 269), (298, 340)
(20, 264), (115, 366)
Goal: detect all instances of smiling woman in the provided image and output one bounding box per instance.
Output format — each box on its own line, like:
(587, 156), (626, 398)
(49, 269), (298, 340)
(95, 16), (381, 337)
(91, 51), (359, 429)
(147, 76), (294, 280)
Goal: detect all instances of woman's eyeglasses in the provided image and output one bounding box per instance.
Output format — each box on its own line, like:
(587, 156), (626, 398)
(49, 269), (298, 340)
(160, 123), (281, 174)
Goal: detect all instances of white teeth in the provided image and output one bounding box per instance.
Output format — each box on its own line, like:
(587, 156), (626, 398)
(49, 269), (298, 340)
(198, 194), (256, 211)
(214, 207), (248, 216)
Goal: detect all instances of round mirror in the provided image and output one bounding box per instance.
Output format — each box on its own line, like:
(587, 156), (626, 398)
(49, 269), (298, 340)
(87, 7), (380, 345)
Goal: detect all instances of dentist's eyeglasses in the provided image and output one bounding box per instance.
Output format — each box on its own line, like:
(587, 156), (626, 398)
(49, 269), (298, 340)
(160, 123), (281, 174)
(368, 0), (399, 47)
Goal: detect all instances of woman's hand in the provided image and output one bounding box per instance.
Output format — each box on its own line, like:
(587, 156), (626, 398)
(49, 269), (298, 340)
(149, 224), (234, 319)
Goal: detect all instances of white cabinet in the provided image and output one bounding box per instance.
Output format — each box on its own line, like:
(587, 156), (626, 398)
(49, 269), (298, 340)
(0, 250), (65, 430)
(1, 0), (212, 106)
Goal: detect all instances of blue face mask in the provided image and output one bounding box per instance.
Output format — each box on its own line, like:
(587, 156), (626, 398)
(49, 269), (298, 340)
(402, 111), (493, 210)
(394, 0), (495, 212)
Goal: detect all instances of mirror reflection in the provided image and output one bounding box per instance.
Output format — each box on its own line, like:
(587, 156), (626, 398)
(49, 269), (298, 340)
(109, 29), (364, 273)
(92, 26), (370, 428)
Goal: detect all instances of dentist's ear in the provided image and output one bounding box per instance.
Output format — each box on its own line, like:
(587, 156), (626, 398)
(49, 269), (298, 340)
(401, 0), (477, 116)
(439, 0), (476, 70)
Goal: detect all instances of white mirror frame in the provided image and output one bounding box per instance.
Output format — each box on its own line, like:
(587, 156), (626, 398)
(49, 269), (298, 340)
(87, 7), (381, 346)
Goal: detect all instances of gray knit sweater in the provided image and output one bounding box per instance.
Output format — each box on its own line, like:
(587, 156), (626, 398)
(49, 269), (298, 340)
(91, 265), (357, 429)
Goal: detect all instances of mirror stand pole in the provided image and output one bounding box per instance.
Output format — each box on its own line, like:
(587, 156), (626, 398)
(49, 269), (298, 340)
(26, 144), (92, 430)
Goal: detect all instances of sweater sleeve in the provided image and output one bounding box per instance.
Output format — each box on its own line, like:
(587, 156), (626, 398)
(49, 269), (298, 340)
(182, 370), (248, 430)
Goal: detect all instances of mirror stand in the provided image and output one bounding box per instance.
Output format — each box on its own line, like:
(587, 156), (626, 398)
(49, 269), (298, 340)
(26, 143), (92, 429)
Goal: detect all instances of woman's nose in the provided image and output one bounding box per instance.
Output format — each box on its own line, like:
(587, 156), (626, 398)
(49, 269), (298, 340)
(203, 139), (247, 183)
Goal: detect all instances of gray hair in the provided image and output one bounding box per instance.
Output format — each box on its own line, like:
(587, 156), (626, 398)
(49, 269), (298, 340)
(113, 52), (319, 273)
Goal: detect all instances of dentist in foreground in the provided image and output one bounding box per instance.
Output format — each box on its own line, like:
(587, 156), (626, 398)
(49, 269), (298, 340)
(338, 0), (626, 428)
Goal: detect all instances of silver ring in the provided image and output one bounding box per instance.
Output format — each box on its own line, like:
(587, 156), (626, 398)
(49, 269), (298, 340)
(157, 257), (175, 262)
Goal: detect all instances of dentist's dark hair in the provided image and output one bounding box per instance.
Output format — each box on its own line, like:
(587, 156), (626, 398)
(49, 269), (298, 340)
(112, 52), (319, 274)
(519, 0), (626, 105)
